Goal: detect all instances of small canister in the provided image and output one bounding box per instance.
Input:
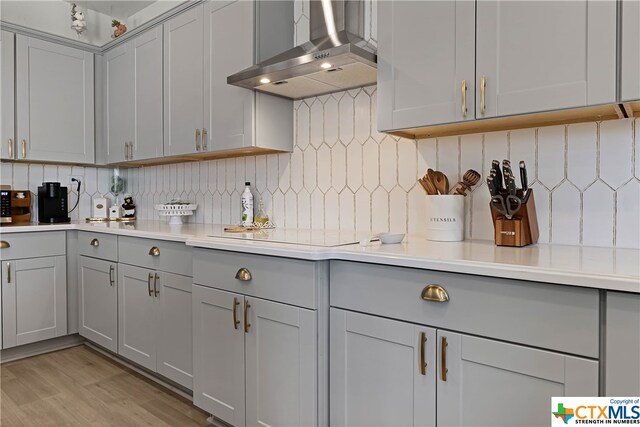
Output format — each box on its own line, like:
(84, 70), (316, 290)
(93, 196), (109, 219)
(425, 195), (465, 241)
(109, 205), (121, 219)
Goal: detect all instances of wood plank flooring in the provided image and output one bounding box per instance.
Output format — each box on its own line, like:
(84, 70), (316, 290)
(1, 345), (209, 427)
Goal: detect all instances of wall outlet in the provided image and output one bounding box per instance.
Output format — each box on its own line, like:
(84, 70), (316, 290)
(68, 175), (83, 191)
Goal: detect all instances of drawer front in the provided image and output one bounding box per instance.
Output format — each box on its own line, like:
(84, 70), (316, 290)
(193, 248), (318, 310)
(78, 231), (118, 261)
(118, 236), (192, 276)
(330, 261), (600, 358)
(0, 231), (66, 259)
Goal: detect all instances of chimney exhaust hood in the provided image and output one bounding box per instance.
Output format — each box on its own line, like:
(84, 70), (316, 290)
(227, 0), (377, 100)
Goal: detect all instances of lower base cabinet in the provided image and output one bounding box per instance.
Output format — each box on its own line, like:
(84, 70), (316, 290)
(118, 263), (193, 389)
(193, 284), (317, 427)
(2, 256), (67, 348)
(79, 256), (118, 352)
(330, 308), (598, 427)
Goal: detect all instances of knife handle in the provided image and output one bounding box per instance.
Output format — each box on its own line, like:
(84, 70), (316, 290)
(519, 161), (528, 192)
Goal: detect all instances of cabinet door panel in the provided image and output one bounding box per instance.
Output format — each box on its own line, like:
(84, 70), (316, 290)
(204, 0), (254, 151)
(16, 35), (94, 163)
(118, 264), (156, 370)
(605, 292), (640, 395)
(156, 272), (192, 390)
(133, 27), (163, 160)
(246, 298), (317, 427)
(330, 308), (436, 427)
(377, 1), (475, 131)
(1, 30), (15, 160)
(79, 257), (117, 352)
(104, 42), (133, 164)
(192, 285), (245, 426)
(163, 6), (204, 156)
(621, 0), (640, 101)
(2, 257), (67, 348)
(437, 331), (598, 427)
(476, 1), (616, 118)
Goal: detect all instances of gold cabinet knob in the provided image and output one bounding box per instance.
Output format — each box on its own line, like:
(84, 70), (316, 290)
(0, 241), (10, 249)
(148, 246), (160, 256)
(421, 284), (449, 302)
(90, 238), (99, 247)
(235, 267), (252, 282)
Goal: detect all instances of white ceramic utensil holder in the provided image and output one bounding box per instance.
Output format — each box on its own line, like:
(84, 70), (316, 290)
(425, 195), (465, 241)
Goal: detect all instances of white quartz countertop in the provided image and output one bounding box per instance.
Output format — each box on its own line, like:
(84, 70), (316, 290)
(2, 221), (638, 293)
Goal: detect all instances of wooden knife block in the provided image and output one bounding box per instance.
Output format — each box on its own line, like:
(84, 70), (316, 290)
(490, 190), (539, 247)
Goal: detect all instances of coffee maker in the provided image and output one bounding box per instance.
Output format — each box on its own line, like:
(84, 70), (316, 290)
(38, 182), (70, 223)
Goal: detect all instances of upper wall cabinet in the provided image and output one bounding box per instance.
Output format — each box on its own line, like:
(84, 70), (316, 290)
(1, 30), (15, 160)
(377, 1), (475, 131)
(16, 35), (95, 164)
(621, 0), (640, 102)
(104, 26), (163, 163)
(476, 0), (616, 118)
(378, 1), (617, 134)
(164, 0), (293, 158)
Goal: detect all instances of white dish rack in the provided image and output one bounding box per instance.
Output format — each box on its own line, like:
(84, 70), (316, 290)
(154, 203), (197, 225)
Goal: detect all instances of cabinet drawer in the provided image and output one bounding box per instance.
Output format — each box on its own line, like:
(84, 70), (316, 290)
(193, 248), (319, 310)
(118, 236), (192, 276)
(330, 261), (600, 358)
(78, 231), (118, 261)
(0, 231), (66, 259)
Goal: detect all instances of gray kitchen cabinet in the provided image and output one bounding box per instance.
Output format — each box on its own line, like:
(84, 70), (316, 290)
(2, 257), (67, 348)
(476, 0), (616, 118)
(605, 292), (640, 395)
(192, 285), (246, 427)
(621, 0), (640, 101)
(78, 256), (118, 352)
(16, 35), (94, 164)
(330, 308), (436, 427)
(192, 248), (326, 426)
(1, 30), (15, 160)
(118, 263), (194, 389)
(104, 42), (133, 164)
(437, 331), (598, 427)
(132, 26), (163, 160)
(163, 6), (204, 156)
(377, 0), (475, 131)
(203, 0), (292, 153)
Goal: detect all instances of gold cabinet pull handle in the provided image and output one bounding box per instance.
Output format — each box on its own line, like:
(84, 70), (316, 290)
(7, 138), (13, 158)
(202, 128), (208, 151)
(147, 273), (153, 296)
(419, 331), (427, 375)
(195, 129), (201, 151)
(109, 265), (115, 286)
(232, 297), (240, 329)
(6, 262), (11, 283)
(461, 80), (467, 118)
(129, 142), (134, 160)
(421, 284), (449, 302)
(90, 238), (99, 247)
(21, 139), (26, 159)
(153, 273), (160, 296)
(235, 267), (252, 281)
(149, 246), (160, 256)
(244, 299), (251, 333)
(124, 142), (128, 160)
(0, 240), (10, 249)
(441, 336), (448, 382)
(479, 75), (486, 115)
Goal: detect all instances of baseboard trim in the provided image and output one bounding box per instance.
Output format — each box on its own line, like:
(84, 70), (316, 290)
(84, 342), (193, 402)
(0, 334), (85, 363)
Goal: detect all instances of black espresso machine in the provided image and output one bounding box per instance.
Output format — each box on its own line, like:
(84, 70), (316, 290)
(38, 182), (70, 223)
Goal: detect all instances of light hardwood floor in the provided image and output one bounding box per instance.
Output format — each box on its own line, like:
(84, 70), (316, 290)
(1, 345), (209, 426)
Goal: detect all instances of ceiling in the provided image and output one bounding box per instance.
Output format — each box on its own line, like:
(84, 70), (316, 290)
(67, 1), (157, 19)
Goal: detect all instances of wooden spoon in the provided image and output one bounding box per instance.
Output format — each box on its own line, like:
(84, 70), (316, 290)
(419, 176), (438, 195)
(433, 171), (449, 195)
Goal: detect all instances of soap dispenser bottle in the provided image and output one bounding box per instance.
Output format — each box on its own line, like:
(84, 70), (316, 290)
(241, 182), (254, 226)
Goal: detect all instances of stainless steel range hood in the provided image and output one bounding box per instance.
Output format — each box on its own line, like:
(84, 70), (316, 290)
(227, 0), (376, 100)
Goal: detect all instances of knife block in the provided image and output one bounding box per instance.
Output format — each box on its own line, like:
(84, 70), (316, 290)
(490, 190), (539, 247)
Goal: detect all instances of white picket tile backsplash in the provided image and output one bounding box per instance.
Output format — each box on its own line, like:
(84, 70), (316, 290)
(1, 88), (638, 249)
